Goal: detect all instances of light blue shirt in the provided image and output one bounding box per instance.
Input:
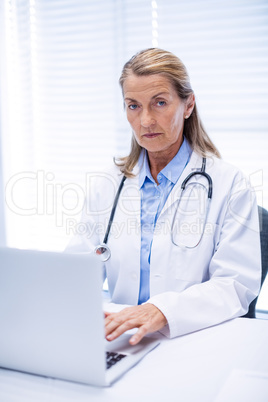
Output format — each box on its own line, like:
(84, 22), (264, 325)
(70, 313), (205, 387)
(138, 138), (192, 304)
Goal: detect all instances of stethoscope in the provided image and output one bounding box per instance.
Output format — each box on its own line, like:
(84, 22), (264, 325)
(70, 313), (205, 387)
(171, 157), (212, 249)
(94, 158), (212, 261)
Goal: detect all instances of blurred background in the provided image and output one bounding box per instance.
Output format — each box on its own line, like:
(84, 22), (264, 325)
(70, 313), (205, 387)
(0, 0), (267, 312)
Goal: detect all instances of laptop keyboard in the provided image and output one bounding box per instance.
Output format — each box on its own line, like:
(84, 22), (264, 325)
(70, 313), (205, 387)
(106, 351), (127, 369)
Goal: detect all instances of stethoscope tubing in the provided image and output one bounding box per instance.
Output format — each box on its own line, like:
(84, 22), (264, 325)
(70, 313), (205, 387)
(103, 175), (126, 244)
(181, 157), (212, 199)
(181, 171), (212, 199)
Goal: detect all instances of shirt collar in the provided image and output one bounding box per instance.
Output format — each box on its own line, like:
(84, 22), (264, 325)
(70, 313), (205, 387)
(138, 149), (154, 188)
(138, 138), (192, 189)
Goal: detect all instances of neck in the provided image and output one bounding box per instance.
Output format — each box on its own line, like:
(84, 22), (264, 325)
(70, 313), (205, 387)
(147, 141), (183, 183)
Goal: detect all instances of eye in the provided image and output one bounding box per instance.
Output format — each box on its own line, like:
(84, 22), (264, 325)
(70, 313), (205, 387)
(156, 100), (166, 107)
(128, 104), (138, 110)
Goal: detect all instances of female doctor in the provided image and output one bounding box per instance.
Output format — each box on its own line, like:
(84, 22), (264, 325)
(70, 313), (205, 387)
(67, 48), (261, 345)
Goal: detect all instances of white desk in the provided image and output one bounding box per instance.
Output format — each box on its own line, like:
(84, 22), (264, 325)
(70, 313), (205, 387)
(0, 318), (268, 402)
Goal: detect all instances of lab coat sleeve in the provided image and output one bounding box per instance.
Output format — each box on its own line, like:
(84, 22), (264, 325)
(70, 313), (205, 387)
(147, 175), (261, 338)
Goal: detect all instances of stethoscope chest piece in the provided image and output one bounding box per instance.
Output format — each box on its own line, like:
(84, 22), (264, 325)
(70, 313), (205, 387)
(94, 175), (127, 262)
(94, 244), (111, 262)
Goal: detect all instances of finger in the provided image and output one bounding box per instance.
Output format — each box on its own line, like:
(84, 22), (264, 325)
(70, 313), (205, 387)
(106, 318), (139, 341)
(104, 311), (114, 318)
(105, 314), (129, 338)
(104, 309), (133, 336)
(104, 309), (129, 324)
(105, 317), (120, 337)
(129, 324), (149, 345)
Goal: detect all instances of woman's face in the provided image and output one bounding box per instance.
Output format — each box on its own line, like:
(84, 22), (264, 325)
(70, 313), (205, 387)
(123, 73), (194, 160)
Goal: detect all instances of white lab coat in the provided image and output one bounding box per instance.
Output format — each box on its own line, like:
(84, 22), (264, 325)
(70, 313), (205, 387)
(67, 151), (261, 338)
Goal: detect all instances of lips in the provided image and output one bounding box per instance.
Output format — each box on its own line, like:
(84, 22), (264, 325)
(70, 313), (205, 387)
(143, 133), (162, 138)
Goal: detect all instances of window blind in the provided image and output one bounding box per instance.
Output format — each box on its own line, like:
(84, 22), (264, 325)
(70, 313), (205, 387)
(0, 0), (5, 247)
(0, 0), (154, 251)
(0, 99), (5, 247)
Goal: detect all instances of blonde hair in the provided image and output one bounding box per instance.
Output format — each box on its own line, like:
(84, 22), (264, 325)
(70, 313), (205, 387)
(115, 48), (220, 177)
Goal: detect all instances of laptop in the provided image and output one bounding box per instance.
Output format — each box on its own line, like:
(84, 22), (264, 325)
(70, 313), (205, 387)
(0, 247), (160, 386)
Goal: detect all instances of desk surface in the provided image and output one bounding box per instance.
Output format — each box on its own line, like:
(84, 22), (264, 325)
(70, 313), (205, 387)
(0, 318), (268, 402)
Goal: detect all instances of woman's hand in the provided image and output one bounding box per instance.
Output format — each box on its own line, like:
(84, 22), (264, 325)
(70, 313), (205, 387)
(104, 303), (167, 345)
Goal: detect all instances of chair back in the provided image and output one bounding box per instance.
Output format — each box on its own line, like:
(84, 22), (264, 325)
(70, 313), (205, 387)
(244, 206), (268, 318)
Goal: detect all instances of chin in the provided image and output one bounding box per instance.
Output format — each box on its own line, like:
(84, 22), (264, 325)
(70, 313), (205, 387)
(139, 139), (165, 151)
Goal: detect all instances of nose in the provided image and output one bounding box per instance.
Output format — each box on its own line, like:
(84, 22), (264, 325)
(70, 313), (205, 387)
(140, 108), (156, 128)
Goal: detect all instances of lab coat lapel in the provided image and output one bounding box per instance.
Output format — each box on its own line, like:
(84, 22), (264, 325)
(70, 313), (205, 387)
(107, 169), (141, 305)
(119, 164), (141, 223)
(159, 151), (202, 218)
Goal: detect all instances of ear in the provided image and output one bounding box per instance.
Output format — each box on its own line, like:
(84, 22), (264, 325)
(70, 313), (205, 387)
(184, 93), (195, 118)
